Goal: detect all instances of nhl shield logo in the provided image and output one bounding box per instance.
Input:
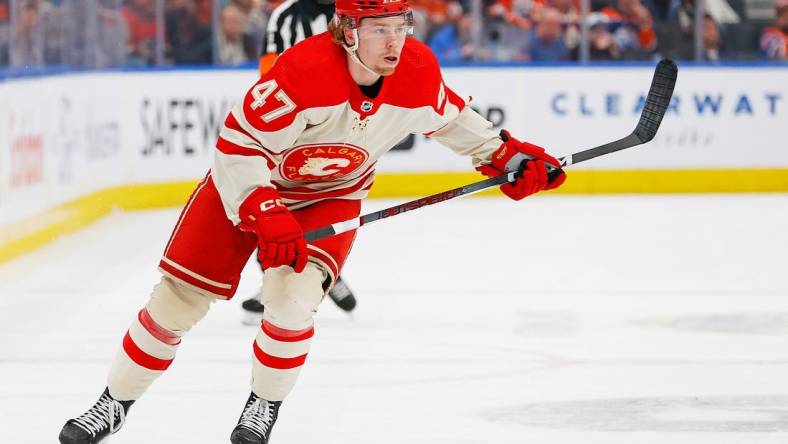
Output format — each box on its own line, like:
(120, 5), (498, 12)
(361, 101), (373, 112)
(280, 143), (369, 182)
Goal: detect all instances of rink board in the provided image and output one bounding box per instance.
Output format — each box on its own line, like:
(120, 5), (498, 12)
(1, 65), (787, 262)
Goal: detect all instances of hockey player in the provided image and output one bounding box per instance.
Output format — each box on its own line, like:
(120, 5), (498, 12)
(58, 0), (566, 443)
(243, 0), (358, 324)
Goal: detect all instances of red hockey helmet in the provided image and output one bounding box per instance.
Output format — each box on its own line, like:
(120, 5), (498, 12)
(335, 0), (410, 22)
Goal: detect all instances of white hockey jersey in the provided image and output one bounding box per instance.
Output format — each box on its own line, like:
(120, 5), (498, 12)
(213, 32), (503, 224)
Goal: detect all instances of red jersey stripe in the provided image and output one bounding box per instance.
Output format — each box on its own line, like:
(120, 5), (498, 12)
(253, 341), (308, 370)
(306, 245), (339, 279)
(277, 172), (374, 200)
(224, 112), (257, 142)
(158, 259), (234, 298)
(138, 308), (181, 346)
(261, 321), (314, 342)
(122, 332), (174, 371)
(217, 137), (277, 169)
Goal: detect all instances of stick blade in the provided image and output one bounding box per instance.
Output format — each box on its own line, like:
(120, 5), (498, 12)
(634, 59), (678, 144)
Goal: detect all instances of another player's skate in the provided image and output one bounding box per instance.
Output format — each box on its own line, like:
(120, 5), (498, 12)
(241, 292), (265, 326)
(242, 276), (357, 325)
(59, 388), (134, 444)
(327, 276), (356, 312)
(230, 392), (282, 444)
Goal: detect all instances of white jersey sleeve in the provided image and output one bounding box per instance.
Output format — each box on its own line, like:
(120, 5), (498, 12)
(428, 105), (502, 169)
(400, 45), (502, 169)
(212, 73), (307, 225)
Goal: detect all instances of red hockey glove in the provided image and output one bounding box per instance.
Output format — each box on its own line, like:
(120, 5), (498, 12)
(477, 130), (566, 201)
(239, 187), (308, 272)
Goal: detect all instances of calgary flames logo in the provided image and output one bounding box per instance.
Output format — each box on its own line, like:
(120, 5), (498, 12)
(298, 157), (351, 176)
(280, 143), (369, 182)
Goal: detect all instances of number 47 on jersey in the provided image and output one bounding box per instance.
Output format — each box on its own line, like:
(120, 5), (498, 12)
(250, 80), (296, 123)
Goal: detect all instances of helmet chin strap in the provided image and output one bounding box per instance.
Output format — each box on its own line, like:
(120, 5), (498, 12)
(342, 29), (381, 78)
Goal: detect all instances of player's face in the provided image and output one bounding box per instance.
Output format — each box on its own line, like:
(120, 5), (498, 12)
(355, 15), (411, 76)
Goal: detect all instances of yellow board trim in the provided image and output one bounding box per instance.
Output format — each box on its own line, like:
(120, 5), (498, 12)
(2, 169), (788, 264)
(0, 182), (197, 265)
(369, 168), (788, 196)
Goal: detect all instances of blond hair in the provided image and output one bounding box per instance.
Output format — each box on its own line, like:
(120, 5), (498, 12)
(328, 17), (351, 46)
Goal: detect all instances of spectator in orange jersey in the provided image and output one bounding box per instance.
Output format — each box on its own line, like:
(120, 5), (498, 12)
(601, 0), (658, 58)
(760, 0), (788, 60)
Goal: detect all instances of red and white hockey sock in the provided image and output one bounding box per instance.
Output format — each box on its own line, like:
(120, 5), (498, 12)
(107, 308), (182, 400)
(251, 319), (314, 401)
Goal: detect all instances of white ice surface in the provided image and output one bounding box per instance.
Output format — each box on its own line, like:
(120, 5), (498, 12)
(1, 194), (788, 443)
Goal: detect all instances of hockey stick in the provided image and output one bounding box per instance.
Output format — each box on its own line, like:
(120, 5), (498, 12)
(304, 59), (678, 242)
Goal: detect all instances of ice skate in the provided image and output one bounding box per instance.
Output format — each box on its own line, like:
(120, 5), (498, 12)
(327, 277), (357, 312)
(230, 392), (282, 444)
(242, 292), (265, 326)
(59, 388), (134, 444)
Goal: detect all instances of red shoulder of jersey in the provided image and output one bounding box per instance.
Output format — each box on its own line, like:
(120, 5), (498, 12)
(384, 38), (464, 114)
(272, 33), (352, 107)
(240, 33), (352, 132)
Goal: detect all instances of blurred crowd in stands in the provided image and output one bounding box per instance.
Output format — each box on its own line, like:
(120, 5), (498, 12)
(0, 0), (786, 70)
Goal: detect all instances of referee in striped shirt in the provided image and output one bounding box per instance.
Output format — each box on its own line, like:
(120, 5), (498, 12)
(258, 0), (335, 76)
